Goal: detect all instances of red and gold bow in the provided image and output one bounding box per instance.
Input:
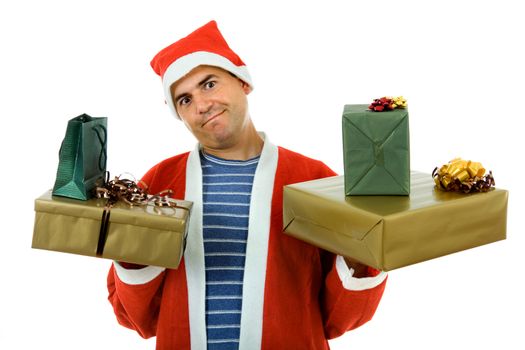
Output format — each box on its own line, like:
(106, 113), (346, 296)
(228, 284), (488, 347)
(368, 96), (407, 112)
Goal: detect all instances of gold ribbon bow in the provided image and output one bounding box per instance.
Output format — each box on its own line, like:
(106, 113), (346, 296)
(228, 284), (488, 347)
(432, 158), (495, 193)
(391, 96), (407, 109)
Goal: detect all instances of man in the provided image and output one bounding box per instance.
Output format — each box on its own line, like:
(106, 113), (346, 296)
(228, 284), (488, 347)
(107, 20), (387, 349)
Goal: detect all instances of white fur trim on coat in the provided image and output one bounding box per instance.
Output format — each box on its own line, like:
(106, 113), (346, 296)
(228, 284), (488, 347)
(335, 255), (387, 291)
(112, 262), (165, 285)
(184, 132), (276, 349)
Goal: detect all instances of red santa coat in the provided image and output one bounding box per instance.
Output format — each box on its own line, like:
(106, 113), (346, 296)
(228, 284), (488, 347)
(108, 136), (387, 349)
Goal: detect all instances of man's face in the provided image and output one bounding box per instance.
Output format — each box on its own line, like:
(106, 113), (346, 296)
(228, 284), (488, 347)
(171, 65), (252, 150)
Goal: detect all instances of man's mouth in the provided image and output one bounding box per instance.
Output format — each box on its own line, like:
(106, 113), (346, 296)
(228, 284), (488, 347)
(202, 110), (225, 127)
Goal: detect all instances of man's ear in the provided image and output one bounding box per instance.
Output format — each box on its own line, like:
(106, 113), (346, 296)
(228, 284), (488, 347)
(240, 80), (252, 95)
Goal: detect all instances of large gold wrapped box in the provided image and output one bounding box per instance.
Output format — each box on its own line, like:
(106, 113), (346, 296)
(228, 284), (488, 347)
(283, 172), (508, 271)
(32, 190), (192, 269)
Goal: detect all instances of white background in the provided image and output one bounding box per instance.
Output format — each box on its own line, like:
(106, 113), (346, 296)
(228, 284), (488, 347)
(1, 0), (524, 349)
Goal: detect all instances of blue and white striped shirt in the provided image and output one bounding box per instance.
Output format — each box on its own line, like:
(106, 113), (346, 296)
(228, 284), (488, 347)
(201, 151), (259, 350)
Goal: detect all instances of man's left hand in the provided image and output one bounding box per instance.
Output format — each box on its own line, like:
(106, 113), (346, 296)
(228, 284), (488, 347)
(344, 257), (369, 278)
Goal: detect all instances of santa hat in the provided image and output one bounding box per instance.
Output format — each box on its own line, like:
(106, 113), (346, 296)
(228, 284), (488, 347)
(150, 20), (253, 119)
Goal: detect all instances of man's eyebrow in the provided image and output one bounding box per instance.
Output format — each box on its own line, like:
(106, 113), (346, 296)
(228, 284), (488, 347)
(173, 74), (218, 104)
(198, 74), (217, 87)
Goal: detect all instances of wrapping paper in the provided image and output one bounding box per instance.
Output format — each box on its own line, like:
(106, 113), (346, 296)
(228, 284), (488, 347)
(32, 190), (192, 268)
(342, 104), (410, 195)
(283, 172), (508, 271)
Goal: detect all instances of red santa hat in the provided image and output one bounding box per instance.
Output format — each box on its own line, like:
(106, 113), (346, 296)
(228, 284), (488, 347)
(150, 20), (253, 119)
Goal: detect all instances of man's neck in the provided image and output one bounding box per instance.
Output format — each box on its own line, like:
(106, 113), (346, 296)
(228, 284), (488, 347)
(202, 127), (264, 161)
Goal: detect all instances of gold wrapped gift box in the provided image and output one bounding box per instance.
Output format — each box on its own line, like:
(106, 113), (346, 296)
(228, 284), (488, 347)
(283, 172), (508, 271)
(32, 190), (192, 269)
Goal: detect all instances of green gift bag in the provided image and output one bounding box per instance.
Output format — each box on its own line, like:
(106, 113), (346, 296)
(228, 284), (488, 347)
(342, 104), (410, 195)
(52, 114), (107, 200)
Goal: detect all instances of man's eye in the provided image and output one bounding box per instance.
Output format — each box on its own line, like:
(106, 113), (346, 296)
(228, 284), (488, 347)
(204, 81), (216, 89)
(179, 96), (191, 106)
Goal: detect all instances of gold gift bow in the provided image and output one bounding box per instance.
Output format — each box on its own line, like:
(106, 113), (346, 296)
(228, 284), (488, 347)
(432, 158), (495, 193)
(94, 173), (187, 256)
(391, 96), (407, 109)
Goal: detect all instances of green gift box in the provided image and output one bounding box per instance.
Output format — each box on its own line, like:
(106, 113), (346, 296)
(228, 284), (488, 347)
(32, 190), (192, 269)
(283, 172), (508, 271)
(342, 104), (410, 195)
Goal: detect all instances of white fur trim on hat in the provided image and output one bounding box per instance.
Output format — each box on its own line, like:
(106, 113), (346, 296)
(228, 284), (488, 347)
(162, 51), (253, 119)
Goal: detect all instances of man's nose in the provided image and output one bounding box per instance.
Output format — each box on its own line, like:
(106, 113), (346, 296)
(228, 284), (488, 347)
(194, 94), (212, 114)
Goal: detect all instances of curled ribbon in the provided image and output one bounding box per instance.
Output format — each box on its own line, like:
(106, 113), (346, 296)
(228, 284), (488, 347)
(368, 96), (407, 112)
(432, 158), (495, 193)
(94, 173), (186, 256)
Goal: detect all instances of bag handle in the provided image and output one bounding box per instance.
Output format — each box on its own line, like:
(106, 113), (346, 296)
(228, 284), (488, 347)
(92, 124), (107, 171)
(56, 114), (97, 156)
